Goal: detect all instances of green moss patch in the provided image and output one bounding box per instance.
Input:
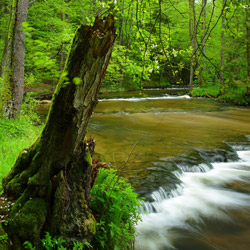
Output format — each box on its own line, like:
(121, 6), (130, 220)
(8, 198), (48, 245)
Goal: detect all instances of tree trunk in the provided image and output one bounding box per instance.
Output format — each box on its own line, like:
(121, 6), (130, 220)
(119, 0), (125, 45)
(1, 14), (116, 248)
(0, 0), (28, 118)
(193, 2), (198, 71)
(120, 4), (134, 86)
(60, 0), (66, 72)
(220, 0), (226, 85)
(189, 0), (194, 91)
(199, 0), (206, 86)
(0, 0), (10, 77)
(0, 36), (8, 78)
(246, 2), (250, 78)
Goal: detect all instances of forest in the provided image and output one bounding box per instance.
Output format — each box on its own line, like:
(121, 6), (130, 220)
(0, 0), (250, 250)
(0, 0), (250, 106)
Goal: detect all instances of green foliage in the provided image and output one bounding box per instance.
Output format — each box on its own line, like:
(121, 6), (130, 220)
(23, 232), (92, 250)
(0, 222), (9, 250)
(91, 168), (142, 250)
(40, 232), (66, 250)
(0, 233), (8, 243)
(0, 118), (26, 138)
(1, 0), (250, 103)
(20, 95), (41, 125)
(0, 116), (41, 192)
(218, 86), (250, 105)
(191, 84), (221, 98)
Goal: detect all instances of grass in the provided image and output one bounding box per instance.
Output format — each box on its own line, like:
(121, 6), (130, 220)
(191, 83), (221, 98)
(191, 83), (250, 105)
(0, 117), (41, 192)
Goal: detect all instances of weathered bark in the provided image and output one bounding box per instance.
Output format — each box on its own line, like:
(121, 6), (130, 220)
(1, 14), (116, 248)
(0, 0), (28, 118)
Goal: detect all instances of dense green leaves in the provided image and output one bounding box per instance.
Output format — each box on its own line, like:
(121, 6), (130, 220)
(91, 168), (142, 250)
(0, 0), (249, 103)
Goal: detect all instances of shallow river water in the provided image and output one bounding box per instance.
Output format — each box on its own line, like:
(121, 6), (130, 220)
(88, 89), (250, 250)
(38, 88), (250, 249)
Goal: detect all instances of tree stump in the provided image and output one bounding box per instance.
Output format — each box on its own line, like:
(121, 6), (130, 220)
(1, 14), (116, 248)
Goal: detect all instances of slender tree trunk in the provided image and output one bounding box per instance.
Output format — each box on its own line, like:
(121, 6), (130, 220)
(60, 0), (66, 72)
(220, 0), (226, 85)
(246, 1), (250, 96)
(120, 5), (134, 86)
(0, 37), (9, 78)
(119, 0), (125, 45)
(189, 0), (194, 91)
(1, 14), (116, 248)
(0, 0), (28, 118)
(199, 0), (206, 86)
(0, 2), (11, 77)
(127, 6), (134, 49)
(193, 2), (198, 70)
(246, 2), (250, 78)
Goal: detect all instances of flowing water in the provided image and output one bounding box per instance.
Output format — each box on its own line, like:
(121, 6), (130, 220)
(38, 88), (250, 249)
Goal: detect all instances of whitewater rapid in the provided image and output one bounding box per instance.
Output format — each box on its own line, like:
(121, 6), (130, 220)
(135, 150), (250, 250)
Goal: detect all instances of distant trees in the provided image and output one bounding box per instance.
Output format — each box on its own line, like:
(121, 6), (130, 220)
(0, 0), (249, 102)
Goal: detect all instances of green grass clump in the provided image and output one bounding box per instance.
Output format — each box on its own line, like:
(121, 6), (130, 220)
(0, 116), (41, 192)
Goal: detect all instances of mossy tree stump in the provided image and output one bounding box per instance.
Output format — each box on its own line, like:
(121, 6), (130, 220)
(1, 14), (116, 248)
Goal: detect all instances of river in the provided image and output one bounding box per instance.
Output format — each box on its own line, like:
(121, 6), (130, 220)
(88, 89), (250, 250)
(38, 88), (250, 249)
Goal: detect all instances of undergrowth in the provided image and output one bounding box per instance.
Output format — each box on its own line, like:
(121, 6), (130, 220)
(191, 84), (220, 98)
(191, 83), (250, 105)
(0, 99), (42, 192)
(23, 232), (92, 250)
(91, 168), (142, 250)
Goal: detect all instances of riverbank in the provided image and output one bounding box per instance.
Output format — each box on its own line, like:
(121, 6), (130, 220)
(190, 83), (250, 106)
(25, 81), (250, 106)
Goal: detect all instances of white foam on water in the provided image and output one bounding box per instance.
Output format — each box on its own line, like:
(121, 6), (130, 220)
(99, 94), (191, 102)
(135, 151), (250, 250)
(177, 163), (211, 173)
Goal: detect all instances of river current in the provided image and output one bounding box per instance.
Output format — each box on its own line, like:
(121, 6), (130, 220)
(38, 88), (250, 249)
(88, 89), (250, 250)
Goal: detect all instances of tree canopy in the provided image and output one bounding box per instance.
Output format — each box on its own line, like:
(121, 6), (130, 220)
(0, 0), (250, 104)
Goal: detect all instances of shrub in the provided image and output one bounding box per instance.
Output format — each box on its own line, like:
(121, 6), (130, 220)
(23, 232), (91, 249)
(91, 168), (142, 250)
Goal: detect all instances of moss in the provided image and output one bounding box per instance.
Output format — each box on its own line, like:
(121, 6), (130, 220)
(3, 177), (23, 198)
(83, 212), (96, 236)
(0, 70), (12, 115)
(8, 198), (48, 245)
(0, 224), (9, 250)
(85, 151), (92, 167)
